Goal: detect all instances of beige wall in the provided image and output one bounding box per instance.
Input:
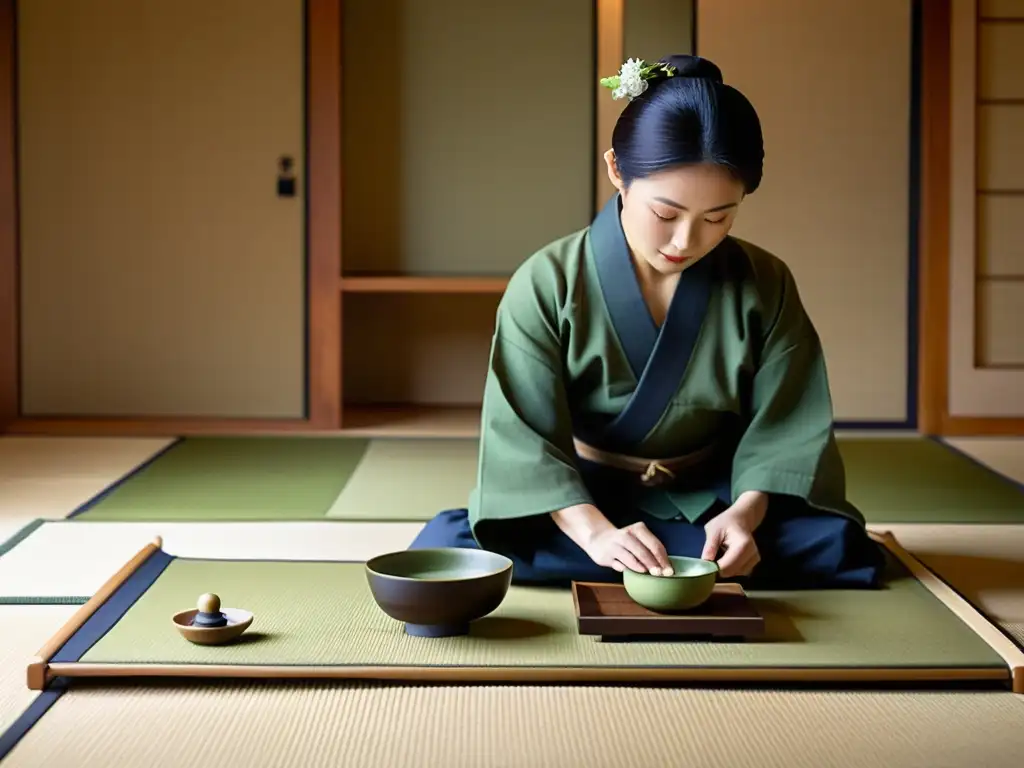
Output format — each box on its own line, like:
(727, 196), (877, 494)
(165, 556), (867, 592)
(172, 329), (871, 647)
(696, 0), (913, 423)
(949, 0), (1024, 417)
(623, 0), (693, 62)
(16, 0), (306, 418)
(341, 0), (595, 278)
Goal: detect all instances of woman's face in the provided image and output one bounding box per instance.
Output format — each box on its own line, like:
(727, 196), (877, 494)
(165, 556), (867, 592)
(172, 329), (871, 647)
(605, 152), (746, 276)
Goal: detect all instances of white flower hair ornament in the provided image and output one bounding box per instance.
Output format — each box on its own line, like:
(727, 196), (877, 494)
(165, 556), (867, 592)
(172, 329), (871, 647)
(600, 58), (677, 101)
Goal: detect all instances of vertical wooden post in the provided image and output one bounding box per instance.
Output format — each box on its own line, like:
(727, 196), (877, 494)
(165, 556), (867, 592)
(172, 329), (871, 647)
(595, 0), (624, 214)
(307, 0), (343, 429)
(0, 0), (17, 432)
(917, 0), (952, 435)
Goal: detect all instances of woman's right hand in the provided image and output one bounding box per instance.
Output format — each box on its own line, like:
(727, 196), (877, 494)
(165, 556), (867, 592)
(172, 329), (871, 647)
(583, 522), (674, 576)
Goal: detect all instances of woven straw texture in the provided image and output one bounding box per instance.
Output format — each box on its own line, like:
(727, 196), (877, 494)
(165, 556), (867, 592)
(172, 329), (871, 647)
(80, 557), (1004, 669)
(4, 680), (1024, 768)
(0, 605), (78, 733)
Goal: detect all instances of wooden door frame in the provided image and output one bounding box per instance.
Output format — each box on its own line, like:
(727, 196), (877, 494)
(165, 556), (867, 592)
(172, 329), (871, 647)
(0, 0), (342, 436)
(0, 0), (15, 434)
(917, 0), (1024, 436)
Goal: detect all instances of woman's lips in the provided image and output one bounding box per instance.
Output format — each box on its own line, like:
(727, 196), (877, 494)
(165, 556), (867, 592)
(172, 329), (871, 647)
(660, 251), (688, 264)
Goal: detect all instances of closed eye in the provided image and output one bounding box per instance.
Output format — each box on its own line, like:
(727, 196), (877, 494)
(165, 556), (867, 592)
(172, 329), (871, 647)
(652, 208), (728, 225)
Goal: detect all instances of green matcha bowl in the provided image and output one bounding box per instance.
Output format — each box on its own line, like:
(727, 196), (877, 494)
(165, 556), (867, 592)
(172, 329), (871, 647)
(365, 547), (513, 638)
(623, 555), (720, 612)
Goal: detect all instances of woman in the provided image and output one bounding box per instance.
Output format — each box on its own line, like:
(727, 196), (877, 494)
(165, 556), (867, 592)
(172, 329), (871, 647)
(410, 54), (885, 589)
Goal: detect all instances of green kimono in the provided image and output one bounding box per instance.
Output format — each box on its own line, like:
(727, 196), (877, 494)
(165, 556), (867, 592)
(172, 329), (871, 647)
(468, 193), (863, 552)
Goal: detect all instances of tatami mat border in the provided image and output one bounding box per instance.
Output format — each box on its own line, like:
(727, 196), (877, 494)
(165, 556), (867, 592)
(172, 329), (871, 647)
(0, 680), (67, 762)
(933, 436), (1024, 495)
(65, 438), (183, 519)
(0, 519), (44, 557)
(0, 596), (89, 606)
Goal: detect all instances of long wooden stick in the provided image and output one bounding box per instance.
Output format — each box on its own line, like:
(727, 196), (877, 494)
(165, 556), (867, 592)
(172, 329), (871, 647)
(27, 537), (163, 691)
(871, 529), (1024, 694)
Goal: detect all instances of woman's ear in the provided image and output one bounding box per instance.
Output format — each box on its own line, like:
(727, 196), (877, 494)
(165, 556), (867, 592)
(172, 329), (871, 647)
(604, 149), (625, 192)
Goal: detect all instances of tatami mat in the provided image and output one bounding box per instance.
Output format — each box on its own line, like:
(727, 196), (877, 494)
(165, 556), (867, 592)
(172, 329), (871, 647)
(945, 437), (1024, 486)
(325, 438), (478, 520)
(0, 437), (176, 536)
(4, 517), (1024, 633)
(841, 438), (1024, 522)
(2, 681), (1022, 768)
(0, 518), (38, 553)
(0, 478), (126, 520)
(35, 435), (1023, 524)
(0, 438), (1023, 766)
(874, 524), (1024, 625)
(0, 437), (175, 480)
(0, 521), (423, 601)
(70, 437), (369, 521)
(72, 553), (1007, 671)
(0, 605), (77, 735)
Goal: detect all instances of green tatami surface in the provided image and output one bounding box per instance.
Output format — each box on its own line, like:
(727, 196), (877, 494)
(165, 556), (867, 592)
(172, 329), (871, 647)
(66, 436), (1023, 524)
(72, 437), (370, 521)
(842, 438), (1024, 523)
(82, 554), (1005, 671)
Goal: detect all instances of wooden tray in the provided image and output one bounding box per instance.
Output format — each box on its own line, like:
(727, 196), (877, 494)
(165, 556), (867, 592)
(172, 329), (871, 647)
(571, 581), (765, 641)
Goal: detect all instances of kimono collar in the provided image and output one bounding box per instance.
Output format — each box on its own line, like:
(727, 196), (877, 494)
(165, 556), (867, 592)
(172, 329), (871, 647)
(585, 192), (721, 448)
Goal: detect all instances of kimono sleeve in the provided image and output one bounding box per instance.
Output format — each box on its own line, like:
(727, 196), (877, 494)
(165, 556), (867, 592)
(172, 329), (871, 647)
(729, 257), (865, 525)
(467, 260), (595, 549)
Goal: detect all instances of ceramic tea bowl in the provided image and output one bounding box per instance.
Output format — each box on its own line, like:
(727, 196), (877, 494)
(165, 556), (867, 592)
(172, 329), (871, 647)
(365, 547), (513, 637)
(623, 555), (719, 612)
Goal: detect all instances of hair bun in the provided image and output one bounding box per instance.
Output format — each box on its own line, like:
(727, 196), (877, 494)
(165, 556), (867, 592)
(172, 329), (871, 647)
(659, 55), (723, 83)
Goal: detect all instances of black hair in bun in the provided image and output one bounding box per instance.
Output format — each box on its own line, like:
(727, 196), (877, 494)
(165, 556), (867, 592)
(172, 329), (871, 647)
(609, 54), (763, 193)
(658, 54), (723, 82)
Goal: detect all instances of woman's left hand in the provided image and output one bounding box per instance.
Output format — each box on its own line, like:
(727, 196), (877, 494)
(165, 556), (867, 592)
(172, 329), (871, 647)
(701, 491), (768, 578)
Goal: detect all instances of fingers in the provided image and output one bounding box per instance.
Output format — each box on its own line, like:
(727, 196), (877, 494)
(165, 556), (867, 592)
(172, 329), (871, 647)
(716, 537), (761, 579)
(619, 537), (661, 573)
(723, 548), (760, 579)
(701, 527), (723, 561)
(611, 545), (648, 574)
(626, 523), (673, 575)
(610, 525), (668, 574)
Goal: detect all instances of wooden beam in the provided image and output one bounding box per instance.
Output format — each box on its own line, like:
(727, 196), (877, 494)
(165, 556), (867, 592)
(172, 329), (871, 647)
(916, 0), (952, 436)
(0, 0), (16, 432)
(595, 0), (623, 213)
(306, 0), (343, 428)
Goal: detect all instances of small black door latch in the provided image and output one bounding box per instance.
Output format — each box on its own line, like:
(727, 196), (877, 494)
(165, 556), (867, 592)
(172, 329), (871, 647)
(277, 155), (296, 197)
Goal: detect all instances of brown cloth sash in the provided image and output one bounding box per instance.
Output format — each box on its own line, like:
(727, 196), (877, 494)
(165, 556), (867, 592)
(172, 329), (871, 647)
(572, 437), (720, 488)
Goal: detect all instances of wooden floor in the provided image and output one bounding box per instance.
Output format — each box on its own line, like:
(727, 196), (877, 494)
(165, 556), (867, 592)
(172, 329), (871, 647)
(0, 433), (1021, 766)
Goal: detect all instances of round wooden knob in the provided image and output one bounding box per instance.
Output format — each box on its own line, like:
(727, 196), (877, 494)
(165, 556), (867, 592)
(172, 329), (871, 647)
(197, 593), (221, 614)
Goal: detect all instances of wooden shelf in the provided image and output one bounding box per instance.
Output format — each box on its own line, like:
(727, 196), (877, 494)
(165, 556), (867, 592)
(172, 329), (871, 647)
(340, 276), (508, 294)
(340, 404), (481, 437)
